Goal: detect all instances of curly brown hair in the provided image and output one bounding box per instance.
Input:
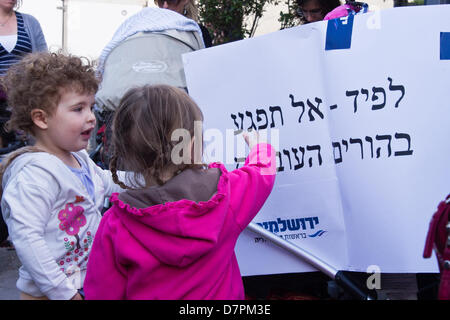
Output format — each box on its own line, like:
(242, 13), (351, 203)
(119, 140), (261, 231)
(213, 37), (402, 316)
(1, 51), (99, 135)
(110, 84), (205, 188)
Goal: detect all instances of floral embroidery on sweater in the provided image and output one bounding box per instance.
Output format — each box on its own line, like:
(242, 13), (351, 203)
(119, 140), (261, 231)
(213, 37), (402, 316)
(59, 231), (93, 273)
(58, 196), (86, 249)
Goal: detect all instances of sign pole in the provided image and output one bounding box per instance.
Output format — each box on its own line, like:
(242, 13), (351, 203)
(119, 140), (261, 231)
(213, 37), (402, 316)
(247, 222), (377, 300)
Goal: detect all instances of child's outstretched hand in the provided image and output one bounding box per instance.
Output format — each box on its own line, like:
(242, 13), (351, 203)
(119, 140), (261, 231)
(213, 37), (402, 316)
(242, 130), (266, 149)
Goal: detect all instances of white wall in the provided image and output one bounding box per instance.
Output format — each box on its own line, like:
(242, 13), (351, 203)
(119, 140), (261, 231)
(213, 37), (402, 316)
(20, 0), (148, 61)
(64, 1), (145, 60)
(20, 0), (62, 52)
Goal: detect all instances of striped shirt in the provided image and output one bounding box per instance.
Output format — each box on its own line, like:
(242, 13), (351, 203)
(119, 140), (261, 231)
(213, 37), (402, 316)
(0, 12), (32, 76)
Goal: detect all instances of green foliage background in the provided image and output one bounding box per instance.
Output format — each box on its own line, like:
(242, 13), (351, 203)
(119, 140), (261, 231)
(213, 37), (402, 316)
(197, 1), (425, 46)
(197, 0), (292, 45)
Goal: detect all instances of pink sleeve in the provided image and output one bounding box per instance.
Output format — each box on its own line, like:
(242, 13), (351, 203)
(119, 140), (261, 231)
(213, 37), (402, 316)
(228, 143), (276, 230)
(84, 212), (127, 300)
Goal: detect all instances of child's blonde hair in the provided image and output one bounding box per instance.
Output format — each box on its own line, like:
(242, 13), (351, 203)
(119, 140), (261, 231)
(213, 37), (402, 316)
(110, 84), (205, 188)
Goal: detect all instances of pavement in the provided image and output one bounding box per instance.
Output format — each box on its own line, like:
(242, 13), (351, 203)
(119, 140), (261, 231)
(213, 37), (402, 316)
(0, 247), (20, 300)
(0, 245), (423, 300)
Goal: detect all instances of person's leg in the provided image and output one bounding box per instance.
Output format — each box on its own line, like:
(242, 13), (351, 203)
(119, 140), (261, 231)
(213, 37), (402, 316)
(20, 292), (49, 300)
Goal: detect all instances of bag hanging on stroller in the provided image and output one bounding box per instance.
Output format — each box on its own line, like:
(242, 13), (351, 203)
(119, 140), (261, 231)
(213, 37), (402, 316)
(91, 8), (205, 167)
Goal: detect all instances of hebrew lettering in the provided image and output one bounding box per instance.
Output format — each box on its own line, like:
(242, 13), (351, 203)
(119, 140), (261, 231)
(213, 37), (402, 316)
(269, 106), (284, 128)
(375, 134), (392, 158)
(371, 86), (386, 111)
(388, 77), (405, 108)
(394, 132), (413, 156)
(361, 88), (369, 101)
(277, 218), (287, 232)
(292, 146), (305, 170)
(289, 94), (306, 123)
(307, 97), (324, 121)
(306, 145), (323, 167)
(365, 136), (374, 158)
(245, 111), (257, 131)
(276, 151), (284, 172)
(350, 138), (364, 159)
(332, 141), (343, 163)
(231, 113), (240, 130)
(256, 109), (268, 129)
(346, 89), (359, 113)
(283, 149), (292, 170)
(342, 139), (349, 152)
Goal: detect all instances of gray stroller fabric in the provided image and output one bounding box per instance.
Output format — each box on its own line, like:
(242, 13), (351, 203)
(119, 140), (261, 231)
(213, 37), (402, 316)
(96, 29), (204, 111)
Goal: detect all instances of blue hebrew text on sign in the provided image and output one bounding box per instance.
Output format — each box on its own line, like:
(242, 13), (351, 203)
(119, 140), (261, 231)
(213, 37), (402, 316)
(440, 32), (450, 60)
(325, 15), (354, 51)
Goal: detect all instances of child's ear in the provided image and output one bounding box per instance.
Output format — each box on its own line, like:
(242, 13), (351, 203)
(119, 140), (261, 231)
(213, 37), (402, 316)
(30, 108), (49, 130)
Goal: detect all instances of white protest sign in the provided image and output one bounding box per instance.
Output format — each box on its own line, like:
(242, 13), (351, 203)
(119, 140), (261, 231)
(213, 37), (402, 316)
(183, 5), (450, 275)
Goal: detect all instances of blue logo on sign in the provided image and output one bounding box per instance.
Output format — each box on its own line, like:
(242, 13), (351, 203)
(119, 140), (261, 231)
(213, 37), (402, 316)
(440, 32), (450, 60)
(325, 15), (354, 51)
(308, 230), (327, 238)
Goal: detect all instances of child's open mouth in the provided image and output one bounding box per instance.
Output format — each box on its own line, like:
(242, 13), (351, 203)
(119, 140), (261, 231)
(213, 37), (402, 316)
(81, 128), (93, 139)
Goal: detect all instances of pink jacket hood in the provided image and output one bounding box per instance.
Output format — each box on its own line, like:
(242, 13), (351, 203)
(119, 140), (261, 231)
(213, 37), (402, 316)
(110, 165), (227, 267)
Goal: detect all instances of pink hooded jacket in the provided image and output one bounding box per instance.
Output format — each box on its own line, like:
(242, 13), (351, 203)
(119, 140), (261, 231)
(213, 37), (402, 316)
(84, 143), (276, 300)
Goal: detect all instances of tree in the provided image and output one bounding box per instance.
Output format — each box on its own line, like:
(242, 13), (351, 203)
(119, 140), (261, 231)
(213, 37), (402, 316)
(278, 0), (300, 29)
(394, 0), (425, 5)
(393, 0), (409, 5)
(198, 0), (280, 45)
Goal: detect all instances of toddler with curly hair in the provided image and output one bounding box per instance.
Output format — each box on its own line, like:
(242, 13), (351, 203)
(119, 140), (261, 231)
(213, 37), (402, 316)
(0, 52), (125, 300)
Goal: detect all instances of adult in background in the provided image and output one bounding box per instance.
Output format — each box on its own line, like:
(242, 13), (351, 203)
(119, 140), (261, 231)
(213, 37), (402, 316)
(0, 0), (47, 149)
(155, 0), (212, 47)
(297, 0), (341, 24)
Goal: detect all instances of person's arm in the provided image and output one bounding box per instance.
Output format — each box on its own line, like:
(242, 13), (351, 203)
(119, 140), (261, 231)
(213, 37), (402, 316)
(2, 170), (77, 300)
(87, 152), (140, 195)
(31, 18), (48, 52)
(92, 164), (125, 195)
(81, 150), (126, 195)
(21, 13), (47, 52)
(228, 134), (277, 230)
(84, 212), (127, 300)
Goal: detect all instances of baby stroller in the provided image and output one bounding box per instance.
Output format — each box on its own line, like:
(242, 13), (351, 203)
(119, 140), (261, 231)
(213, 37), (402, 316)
(91, 8), (205, 168)
(0, 91), (28, 159)
(0, 89), (30, 246)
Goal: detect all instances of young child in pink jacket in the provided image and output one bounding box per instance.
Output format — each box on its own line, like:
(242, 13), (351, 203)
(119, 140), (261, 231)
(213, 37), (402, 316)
(84, 84), (276, 300)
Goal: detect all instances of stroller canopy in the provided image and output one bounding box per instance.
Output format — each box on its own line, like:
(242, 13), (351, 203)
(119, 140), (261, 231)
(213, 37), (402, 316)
(96, 8), (205, 111)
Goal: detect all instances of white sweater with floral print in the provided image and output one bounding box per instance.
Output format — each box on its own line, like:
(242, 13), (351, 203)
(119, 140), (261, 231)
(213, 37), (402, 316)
(1, 150), (123, 300)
